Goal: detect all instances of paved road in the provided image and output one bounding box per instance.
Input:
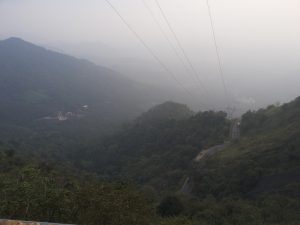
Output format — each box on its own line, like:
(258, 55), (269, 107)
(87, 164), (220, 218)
(194, 142), (229, 162)
(230, 120), (240, 140)
(194, 120), (240, 162)
(180, 120), (241, 194)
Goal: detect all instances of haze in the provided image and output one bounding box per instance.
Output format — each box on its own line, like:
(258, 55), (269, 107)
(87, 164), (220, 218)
(1, 0), (299, 112)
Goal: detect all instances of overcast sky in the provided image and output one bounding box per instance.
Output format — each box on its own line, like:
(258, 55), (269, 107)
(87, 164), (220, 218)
(1, 0), (299, 111)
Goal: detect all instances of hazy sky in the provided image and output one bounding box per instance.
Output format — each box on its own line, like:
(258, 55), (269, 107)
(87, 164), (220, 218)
(1, 0), (300, 110)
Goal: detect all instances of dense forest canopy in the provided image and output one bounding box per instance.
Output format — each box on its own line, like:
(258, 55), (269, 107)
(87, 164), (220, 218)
(84, 105), (230, 194)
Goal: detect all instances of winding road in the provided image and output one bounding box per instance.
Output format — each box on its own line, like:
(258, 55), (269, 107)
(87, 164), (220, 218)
(180, 120), (240, 194)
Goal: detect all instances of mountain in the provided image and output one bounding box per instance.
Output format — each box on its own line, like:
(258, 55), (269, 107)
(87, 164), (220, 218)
(0, 37), (168, 157)
(0, 37), (157, 125)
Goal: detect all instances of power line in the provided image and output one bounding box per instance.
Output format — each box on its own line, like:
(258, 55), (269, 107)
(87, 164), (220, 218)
(141, 0), (201, 90)
(104, 0), (200, 102)
(154, 0), (208, 95)
(205, 0), (231, 109)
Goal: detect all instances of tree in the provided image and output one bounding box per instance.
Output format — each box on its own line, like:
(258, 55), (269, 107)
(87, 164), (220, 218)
(157, 196), (184, 217)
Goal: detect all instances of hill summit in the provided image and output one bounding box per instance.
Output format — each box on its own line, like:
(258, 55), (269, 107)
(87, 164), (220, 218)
(137, 101), (194, 123)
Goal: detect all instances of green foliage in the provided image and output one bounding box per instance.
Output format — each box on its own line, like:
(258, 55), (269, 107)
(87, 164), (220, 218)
(87, 109), (229, 193)
(157, 196), (184, 217)
(137, 101), (194, 123)
(0, 150), (154, 225)
(241, 96), (300, 134)
(157, 217), (196, 225)
(0, 37), (164, 160)
(259, 194), (300, 224)
(188, 97), (300, 224)
(191, 197), (259, 225)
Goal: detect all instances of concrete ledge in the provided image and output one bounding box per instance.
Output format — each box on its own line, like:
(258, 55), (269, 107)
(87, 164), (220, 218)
(0, 220), (41, 225)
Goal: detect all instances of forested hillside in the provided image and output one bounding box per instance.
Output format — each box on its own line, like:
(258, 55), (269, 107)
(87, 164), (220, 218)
(0, 97), (299, 225)
(81, 102), (230, 194)
(0, 37), (164, 158)
(0, 146), (153, 225)
(75, 97), (300, 224)
(0, 38), (150, 124)
(188, 97), (300, 224)
(192, 97), (300, 197)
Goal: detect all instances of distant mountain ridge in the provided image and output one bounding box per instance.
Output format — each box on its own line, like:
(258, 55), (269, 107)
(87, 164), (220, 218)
(0, 37), (168, 157)
(0, 37), (154, 125)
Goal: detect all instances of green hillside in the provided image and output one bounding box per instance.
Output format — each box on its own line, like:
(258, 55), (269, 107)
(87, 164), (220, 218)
(0, 37), (164, 158)
(192, 97), (300, 197)
(0, 146), (154, 225)
(0, 97), (299, 225)
(188, 97), (300, 224)
(84, 103), (230, 194)
(77, 97), (300, 224)
(136, 101), (194, 123)
(0, 38), (148, 124)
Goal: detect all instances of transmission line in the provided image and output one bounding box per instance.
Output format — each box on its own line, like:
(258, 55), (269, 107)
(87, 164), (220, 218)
(104, 0), (201, 102)
(205, 0), (231, 109)
(154, 0), (208, 95)
(141, 0), (202, 92)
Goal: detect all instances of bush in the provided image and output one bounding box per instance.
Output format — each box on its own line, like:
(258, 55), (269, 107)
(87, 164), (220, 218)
(157, 196), (184, 217)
